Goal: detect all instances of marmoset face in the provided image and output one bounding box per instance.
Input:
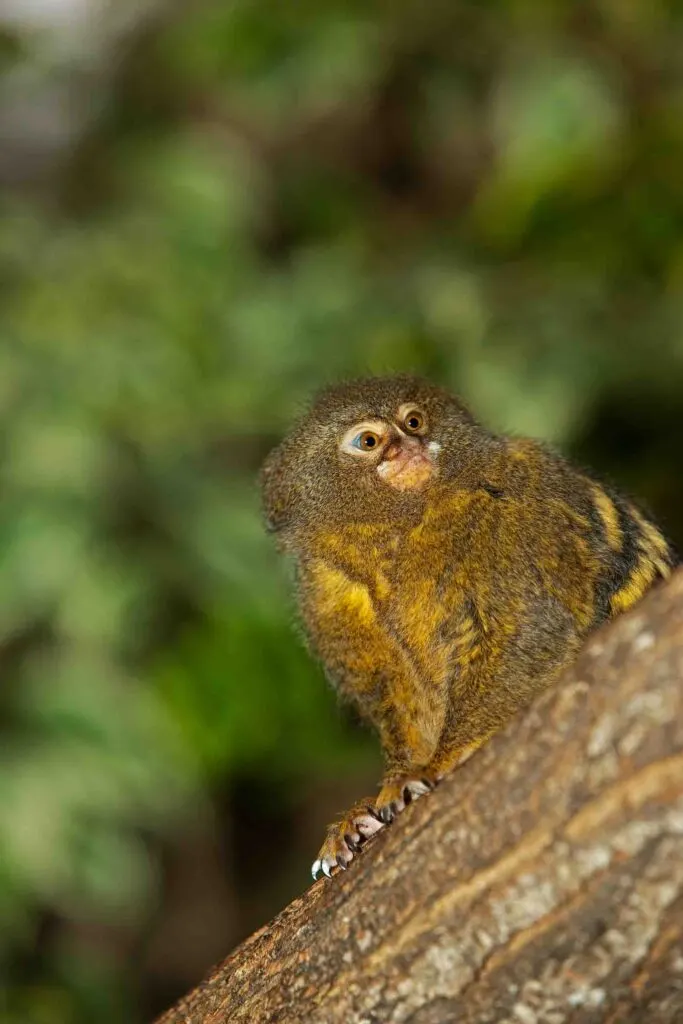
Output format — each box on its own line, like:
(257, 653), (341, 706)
(338, 402), (441, 492)
(261, 375), (479, 536)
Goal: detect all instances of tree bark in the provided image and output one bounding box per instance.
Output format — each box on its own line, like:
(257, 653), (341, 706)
(157, 569), (683, 1024)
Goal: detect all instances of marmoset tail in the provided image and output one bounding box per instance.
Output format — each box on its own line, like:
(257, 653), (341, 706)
(261, 374), (678, 880)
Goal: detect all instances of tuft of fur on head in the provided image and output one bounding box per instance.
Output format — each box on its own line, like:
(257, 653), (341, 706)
(308, 374), (476, 430)
(260, 374), (485, 539)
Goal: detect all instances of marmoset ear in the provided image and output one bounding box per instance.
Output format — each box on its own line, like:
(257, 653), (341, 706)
(260, 442), (297, 534)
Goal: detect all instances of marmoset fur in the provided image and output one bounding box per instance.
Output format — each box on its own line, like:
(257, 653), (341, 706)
(261, 375), (678, 879)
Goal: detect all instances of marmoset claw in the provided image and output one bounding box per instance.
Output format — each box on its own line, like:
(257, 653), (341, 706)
(311, 804), (384, 880)
(375, 774), (436, 824)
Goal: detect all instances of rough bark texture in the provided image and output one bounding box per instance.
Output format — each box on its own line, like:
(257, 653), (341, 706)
(157, 569), (683, 1024)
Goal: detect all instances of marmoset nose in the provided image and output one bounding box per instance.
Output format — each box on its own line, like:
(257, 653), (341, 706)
(383, 436), (422, 461)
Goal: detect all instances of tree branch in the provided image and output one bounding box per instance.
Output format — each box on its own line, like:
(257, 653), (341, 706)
(157, 569), (683, 1024)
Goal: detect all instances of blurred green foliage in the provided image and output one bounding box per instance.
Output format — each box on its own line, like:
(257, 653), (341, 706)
(1, 0), (682, 1020)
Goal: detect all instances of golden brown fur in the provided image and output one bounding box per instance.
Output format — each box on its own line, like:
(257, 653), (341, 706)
(261, 375), (678, 877)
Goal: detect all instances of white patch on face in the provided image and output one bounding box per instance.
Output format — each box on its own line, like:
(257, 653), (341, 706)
(427, 441), (441, 456)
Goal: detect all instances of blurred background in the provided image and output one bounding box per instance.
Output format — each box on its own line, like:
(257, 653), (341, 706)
(1, 0), (682, 1021)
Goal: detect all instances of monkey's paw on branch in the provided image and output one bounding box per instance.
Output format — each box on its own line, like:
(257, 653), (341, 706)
(312, 775), (437, 879)
(312, 803), (385, 879)
(375, 773), (436, 824)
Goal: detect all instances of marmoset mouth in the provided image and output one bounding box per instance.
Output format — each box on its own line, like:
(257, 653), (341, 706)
(377, 441), (436, 491)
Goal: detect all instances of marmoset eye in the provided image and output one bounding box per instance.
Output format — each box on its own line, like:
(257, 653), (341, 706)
(403, 410), (425, 433)
(353, 430), (380, 451)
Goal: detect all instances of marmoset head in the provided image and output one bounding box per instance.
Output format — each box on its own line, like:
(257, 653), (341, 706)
(261, 374), (482, 538)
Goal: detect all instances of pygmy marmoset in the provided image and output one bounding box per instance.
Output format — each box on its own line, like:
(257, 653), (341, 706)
(260, 375), (678, 879)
